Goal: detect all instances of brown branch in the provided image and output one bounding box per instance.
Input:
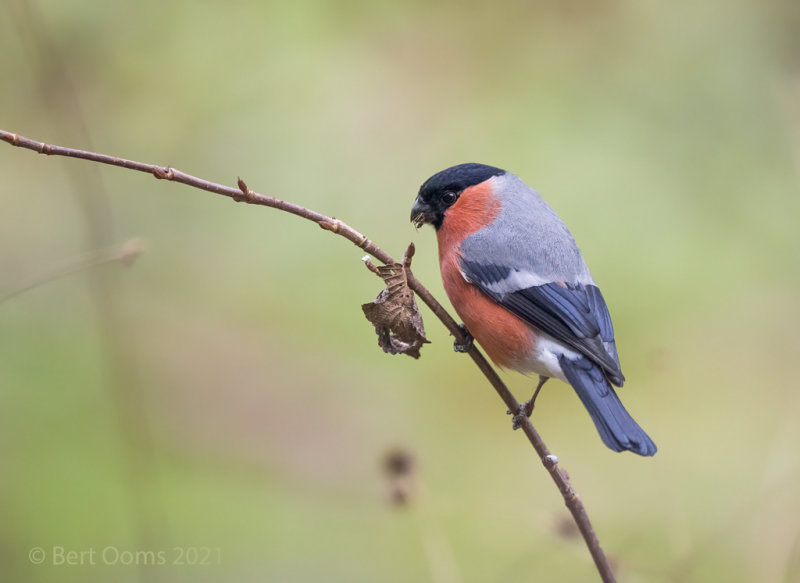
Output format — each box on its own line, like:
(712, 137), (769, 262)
(0, 128), (617, 583)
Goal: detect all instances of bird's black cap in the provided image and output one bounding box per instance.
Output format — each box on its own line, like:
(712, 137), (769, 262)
(419, 163), (505, 201)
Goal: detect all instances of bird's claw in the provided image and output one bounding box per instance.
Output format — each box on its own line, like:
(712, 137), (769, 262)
(508, 400), (535, 430)
(453, 324), (473, 353)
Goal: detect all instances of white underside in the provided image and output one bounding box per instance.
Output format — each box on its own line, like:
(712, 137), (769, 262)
(512, 333), (579, 383)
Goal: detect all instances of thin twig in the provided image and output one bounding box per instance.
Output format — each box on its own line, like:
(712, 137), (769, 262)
(1, 128), (617, 583)
(0, 239), (143, 303)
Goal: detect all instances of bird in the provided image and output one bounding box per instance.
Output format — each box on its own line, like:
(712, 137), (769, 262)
(410, 163), (656, 456)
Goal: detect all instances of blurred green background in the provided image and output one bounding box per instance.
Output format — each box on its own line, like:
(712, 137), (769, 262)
(2, 1), (799, 581)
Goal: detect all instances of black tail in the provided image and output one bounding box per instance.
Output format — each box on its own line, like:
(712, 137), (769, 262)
(559, 355), (657, 456)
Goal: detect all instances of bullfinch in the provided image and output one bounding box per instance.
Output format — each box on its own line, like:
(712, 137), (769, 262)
(411, 163), (656, 456)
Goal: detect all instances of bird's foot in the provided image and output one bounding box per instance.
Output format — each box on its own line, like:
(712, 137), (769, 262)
(507, 400), (535, 430)
(453, 324), (473, 353)
(507, 376), (548, 430)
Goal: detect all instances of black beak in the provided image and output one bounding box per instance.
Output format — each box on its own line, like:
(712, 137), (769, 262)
(410, 196), (433, 228)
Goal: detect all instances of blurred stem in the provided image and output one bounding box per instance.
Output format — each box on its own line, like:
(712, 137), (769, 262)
(414, 485), (462, 583)
(7, 3), (164, 582)
(0, 239), (143, 303)
(0, 128), (618, 583)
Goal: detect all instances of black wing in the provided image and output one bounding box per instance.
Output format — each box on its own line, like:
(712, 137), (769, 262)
(460, 259), (625, 386)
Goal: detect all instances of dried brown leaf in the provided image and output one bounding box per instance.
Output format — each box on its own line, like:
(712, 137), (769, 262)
(362, 261), (428, 358)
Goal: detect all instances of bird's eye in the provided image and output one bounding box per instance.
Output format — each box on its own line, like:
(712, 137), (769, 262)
(441, 191), (457, 205)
